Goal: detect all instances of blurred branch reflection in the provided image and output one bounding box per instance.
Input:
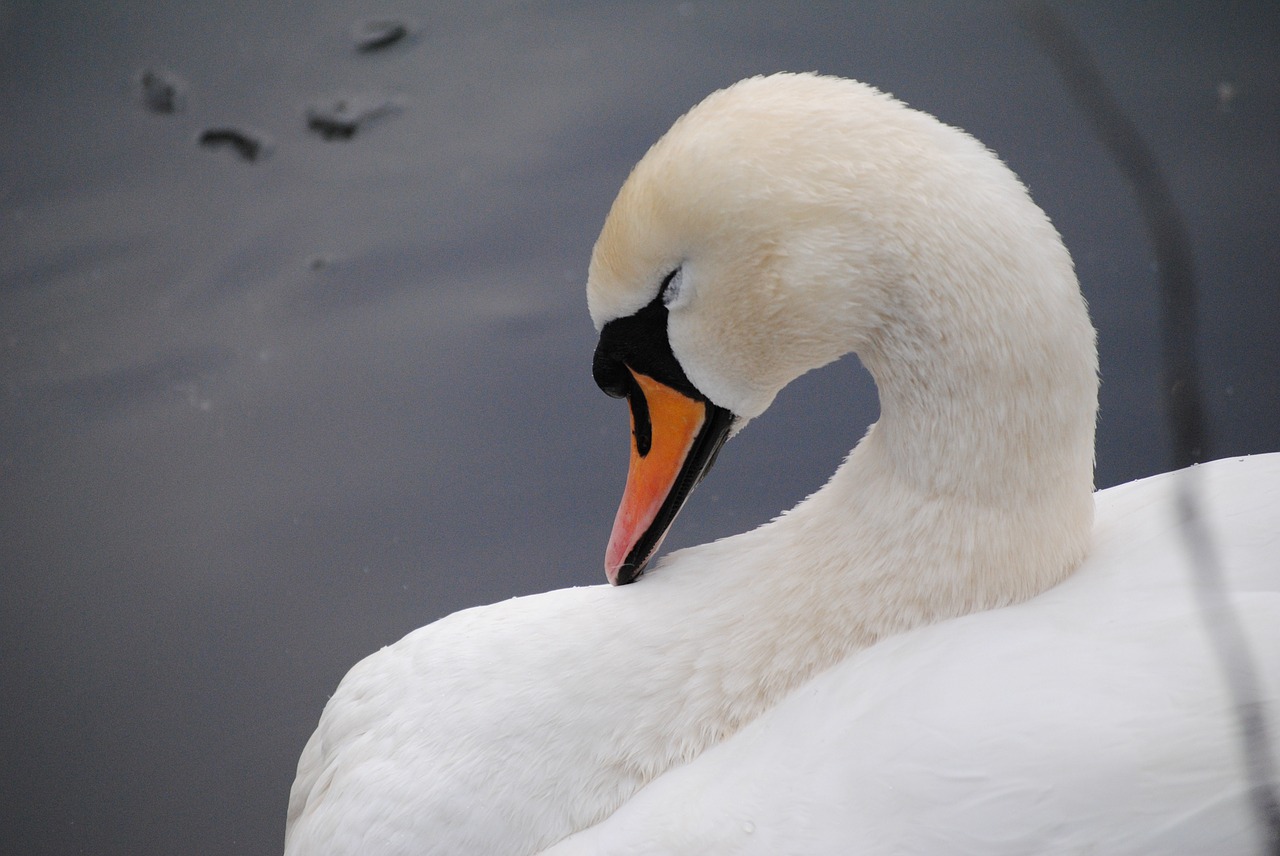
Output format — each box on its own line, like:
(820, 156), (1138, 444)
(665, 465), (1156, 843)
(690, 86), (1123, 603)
(1016, 3), (1280, 848)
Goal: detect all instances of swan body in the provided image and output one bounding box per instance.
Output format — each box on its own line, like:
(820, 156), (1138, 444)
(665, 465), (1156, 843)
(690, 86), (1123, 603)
(542, 455), (1280, 855)
(285, 73), (1280, 855)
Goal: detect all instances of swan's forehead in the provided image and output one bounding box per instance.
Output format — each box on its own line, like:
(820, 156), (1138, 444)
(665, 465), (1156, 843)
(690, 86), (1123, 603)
(587, 72), (897, 329)
(587, 178), (670, 327)
(586, 119), (764, 327)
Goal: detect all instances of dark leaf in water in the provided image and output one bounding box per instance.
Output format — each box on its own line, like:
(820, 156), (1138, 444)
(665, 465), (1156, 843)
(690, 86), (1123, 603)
(197, 127), (271, 162)
(353, 18), (413, 52)
(137, 68), (186, 114)
(308, 115), (358, 141)
(304, 94), (403, 142)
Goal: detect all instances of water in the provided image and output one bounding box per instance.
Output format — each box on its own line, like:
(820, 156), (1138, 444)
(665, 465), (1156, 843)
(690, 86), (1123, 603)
(1, 2), (1277, 853)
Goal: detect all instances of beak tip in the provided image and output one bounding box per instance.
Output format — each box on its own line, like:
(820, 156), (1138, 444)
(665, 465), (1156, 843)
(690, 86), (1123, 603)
(599, 368), (734, 592)
(605, 559), (640, 586)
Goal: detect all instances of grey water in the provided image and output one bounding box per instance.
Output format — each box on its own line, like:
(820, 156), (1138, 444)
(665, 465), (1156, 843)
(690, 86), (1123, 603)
(1, 2), (1277, 853)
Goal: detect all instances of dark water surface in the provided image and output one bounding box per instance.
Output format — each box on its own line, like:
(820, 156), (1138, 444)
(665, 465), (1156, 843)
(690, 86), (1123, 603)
(2, 2), (1277, 853)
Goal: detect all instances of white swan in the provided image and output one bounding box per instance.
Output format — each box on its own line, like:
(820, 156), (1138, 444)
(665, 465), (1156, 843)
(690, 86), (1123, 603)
(285, 73), (1280, 855)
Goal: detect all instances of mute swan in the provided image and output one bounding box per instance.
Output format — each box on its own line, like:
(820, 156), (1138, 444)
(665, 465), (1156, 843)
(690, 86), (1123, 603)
(285, 73), (1280, 855)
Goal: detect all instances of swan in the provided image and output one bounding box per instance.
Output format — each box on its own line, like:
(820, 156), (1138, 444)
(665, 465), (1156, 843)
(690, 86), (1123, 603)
(284, 73), (1280, 855)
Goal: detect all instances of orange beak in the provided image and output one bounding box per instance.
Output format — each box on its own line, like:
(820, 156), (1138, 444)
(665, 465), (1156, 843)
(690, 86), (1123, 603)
(605, 368), (733, 585)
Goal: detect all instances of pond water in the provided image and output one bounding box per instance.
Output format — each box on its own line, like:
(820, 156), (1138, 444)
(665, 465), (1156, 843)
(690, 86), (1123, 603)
(1, 2), (1277, 853)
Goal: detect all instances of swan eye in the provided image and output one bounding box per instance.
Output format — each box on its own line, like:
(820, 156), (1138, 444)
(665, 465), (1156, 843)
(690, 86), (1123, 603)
(659, 267), (684, 307)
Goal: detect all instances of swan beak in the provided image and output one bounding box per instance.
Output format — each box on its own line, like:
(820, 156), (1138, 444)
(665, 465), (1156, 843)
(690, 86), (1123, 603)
(606, 368), (734, 586)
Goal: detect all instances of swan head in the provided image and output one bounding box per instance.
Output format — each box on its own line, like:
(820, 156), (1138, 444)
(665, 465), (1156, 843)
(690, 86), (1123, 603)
(588, 73), (1098, 587)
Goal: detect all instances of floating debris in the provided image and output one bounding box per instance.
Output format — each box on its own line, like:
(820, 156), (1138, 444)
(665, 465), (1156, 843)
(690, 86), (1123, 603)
(353, 18), (413, 52)
(304, 94), (403, 141)
(197, 127), (272, 162)
(137, 67), (186, 114)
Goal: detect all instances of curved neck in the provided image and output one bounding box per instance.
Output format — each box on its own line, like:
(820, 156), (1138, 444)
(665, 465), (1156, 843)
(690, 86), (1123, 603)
(863, 295), (1098, 511)
(588, 136), (1101, 835)
(623, 216), (1100, 776)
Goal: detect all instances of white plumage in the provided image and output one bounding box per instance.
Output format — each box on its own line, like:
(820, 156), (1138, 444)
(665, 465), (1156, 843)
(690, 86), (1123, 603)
(285, 73), (1280, 855)
(543, 458), (1280, 855)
